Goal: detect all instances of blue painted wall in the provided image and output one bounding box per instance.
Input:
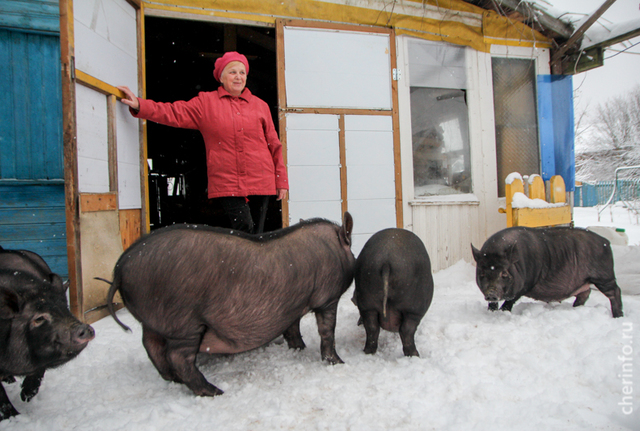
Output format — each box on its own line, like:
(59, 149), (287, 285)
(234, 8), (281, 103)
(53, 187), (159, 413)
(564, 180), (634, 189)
(0, 1), (67, 276)
(0, 29), (63, 180)
(0, 0), (60, 34)
(537, 74), (575, 191)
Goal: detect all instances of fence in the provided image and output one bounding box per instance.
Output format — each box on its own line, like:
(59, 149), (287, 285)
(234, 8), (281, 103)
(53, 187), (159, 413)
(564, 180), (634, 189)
(575, 179), (640, 207)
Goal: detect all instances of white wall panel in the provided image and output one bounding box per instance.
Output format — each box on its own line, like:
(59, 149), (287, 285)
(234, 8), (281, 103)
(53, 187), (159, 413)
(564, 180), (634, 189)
(347, 164), (396, 200)
(284, 27), (391, 109)
(286, 113), (342, 225)
(288, 201), (343, 225)
(287, 130), (339, 166)
(411, 202), (481, 271)
(288, 166), (342, 202)
(76, 85), (109, 193)
(74, 0), (138, 92)
(344, 115), (397, 238)
(116, 103), (141, 209)
(74, 0), (141, 209)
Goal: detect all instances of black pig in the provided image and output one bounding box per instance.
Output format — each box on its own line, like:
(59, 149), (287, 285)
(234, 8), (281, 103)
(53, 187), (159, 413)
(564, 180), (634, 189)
(0, 250), (95, 421)
(353, 228), (434, 357)
(0, 247), (65, 291)
(106, 213), (355, 397)
(471, 227), (623, 318)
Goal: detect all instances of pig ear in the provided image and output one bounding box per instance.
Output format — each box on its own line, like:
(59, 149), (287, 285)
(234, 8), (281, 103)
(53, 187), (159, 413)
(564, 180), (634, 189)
(0, 287), (22, 319)
(49, 274), (66, 294)
(340, 212), (353, 247)
(471, 244), (482, 262)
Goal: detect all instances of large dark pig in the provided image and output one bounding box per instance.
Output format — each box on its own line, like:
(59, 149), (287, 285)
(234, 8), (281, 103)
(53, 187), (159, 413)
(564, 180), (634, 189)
(106, 213), (355, 397)
(0, 246), (65, 291)
(0, 252), (95, 421)
(353, 228), (434, 357)
(471, 227), (623, 318)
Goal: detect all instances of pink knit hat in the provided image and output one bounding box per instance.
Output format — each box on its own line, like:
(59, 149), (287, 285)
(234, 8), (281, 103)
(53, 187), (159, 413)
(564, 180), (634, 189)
(213, 52), (249, 82)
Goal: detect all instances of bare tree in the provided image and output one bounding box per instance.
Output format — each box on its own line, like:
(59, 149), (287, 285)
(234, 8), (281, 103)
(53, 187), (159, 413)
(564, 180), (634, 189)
(575, 85), (640, 181)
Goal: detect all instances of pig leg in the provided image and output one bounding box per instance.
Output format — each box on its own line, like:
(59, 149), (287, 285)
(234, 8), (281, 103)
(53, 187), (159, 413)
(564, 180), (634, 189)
(361, 310), (381, 354)
(165, 340), (224, 397)
(593, 280), (623, 318)
(314, 303), (344, 364)
(142, 326), (182, 383)
(0, 384), (19, 421)
(20, 369), (45, 402)
(283, 318), (306, 350)
(500, 299), (517, 312)
(572, 288), (591, 307)
(399, 316), (420, 357)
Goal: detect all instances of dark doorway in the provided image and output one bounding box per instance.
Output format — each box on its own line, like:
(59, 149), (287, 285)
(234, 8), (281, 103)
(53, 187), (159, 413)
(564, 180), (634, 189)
(144, 16), (281, 231)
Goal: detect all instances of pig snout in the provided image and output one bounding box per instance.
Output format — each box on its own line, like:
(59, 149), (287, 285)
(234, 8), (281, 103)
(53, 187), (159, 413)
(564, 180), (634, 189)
(71, 323), (95, 346)
(483, 289), (501, 302)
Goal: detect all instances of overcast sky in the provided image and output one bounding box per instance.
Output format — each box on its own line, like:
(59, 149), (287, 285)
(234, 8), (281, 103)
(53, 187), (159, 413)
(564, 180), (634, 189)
(546, 0), (640, 115)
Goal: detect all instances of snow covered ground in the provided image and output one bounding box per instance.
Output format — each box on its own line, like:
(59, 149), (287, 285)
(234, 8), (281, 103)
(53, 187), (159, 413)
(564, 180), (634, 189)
(2, 207), (639, 430)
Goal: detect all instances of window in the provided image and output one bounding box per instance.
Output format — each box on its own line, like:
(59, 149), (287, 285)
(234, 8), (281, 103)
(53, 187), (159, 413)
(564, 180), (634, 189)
(492, 57), (540, 197)
(408, 39), (472, 197)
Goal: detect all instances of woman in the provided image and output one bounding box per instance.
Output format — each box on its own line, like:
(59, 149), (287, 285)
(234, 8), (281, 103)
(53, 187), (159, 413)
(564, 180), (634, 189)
(117, 51), (288, 234)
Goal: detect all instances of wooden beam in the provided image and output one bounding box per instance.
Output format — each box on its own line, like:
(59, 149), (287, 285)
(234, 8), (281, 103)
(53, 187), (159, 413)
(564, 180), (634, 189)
(80, 193), (118, 213)
(59, 0), (83, 321)
(389, 29), (403, 228)
(107, 95), (119, 192)
(138, 4), (150, 235)
(550, 0), (617, 73)
(280, 107), (392, 116)
(513, 206), (572, 227)
(339, 115), (348, 216)
(493, 0), (574, 39)
(75, 69), (126, 98)
(276, 18), (289, 227)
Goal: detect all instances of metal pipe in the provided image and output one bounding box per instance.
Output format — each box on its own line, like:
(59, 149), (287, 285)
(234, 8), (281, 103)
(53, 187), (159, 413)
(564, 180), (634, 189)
(597, 165), (640, 220)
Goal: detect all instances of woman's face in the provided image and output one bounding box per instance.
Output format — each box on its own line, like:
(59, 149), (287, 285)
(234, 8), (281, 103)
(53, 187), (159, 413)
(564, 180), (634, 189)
(220, 61), (247, 97)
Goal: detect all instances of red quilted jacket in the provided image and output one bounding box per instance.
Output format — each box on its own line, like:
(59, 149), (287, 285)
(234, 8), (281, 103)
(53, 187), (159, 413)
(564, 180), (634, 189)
(133, 87), (289, 199)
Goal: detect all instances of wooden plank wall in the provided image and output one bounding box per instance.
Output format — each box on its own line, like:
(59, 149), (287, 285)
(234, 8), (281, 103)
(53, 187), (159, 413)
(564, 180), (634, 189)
(0, 29), (63, 180)
(0, 0), (60, 34)
(0, 27), (67, 277)
(0, 184), (68, 276)
(120, 209), (141, 251)
(411, 202), (482, 271)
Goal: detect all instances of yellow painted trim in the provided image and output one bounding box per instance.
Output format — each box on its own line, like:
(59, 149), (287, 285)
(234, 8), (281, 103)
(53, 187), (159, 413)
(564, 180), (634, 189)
(513, 206), (572, 228)
(75, 70), (126, 99)
(528, 176), (545, 200)
(141, 0), (550, 53)
(505, 177), (524, 228)
(503, 173), (572, 228)
(549, 175), (567, 204)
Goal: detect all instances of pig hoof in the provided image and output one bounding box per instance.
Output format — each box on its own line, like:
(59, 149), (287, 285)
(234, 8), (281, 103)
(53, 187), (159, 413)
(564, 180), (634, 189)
(323, 355), (345, 365)
(363, 345), (378, 355)
(20, 387), (39, 403)
(402, 348), (419, 357)
(488, 302), (499, 311)
(284, 338), (306, 351)
(194, 385), (224, 397)
(0, 404), (20, 421)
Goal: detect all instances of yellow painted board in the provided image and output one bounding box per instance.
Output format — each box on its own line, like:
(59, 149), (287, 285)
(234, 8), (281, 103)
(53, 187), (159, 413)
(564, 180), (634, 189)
(143, 0), (551, 52)
(549, 175), (567, 203)
(513, 206), (572, 227)
(528, 176), (545, 200)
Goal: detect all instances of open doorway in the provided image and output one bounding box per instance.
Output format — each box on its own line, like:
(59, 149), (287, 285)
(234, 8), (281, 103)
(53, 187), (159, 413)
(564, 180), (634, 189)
(144, 16), (281, 231)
